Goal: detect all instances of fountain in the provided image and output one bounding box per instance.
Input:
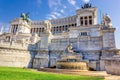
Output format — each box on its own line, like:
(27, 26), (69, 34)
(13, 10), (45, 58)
(57, 44), (88, 70)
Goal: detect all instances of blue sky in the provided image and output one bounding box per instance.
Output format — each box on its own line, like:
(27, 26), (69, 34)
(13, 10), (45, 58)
(0, 0), (120, 49)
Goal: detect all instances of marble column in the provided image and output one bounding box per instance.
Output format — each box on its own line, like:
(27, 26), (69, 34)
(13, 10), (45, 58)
(63, 26), (65, 31)
(38, 28), (39, 34)
(32, 28), (34, 34)
(13, 26), (15, 34)
(10, 26), (13, 33)
(58, 26), (60, 33)
(77, 15), (80, 26)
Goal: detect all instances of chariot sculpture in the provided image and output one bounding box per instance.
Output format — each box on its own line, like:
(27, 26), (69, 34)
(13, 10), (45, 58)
(20, 13), (31, 22)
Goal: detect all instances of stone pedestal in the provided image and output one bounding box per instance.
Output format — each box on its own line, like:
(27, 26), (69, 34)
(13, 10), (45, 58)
(33, 32), (53, 69)
(40, 33), (52, 49)
(105, 55), (120, 75)
(33, 51), (49, 68)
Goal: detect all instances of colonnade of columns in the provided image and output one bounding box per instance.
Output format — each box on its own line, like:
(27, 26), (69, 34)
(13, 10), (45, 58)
(80, 16), (93, 26)
(30, 23), (77, 36)
(10, 25), (18, 34)
(31, 28), (44, 36)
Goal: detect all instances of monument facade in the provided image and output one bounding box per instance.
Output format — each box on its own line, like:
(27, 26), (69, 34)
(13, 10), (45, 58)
(0, 3), (119, 71)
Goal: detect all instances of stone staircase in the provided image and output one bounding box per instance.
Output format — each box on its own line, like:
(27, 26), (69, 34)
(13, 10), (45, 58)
(39, 68), (120, 80)
(38, 68), (107, 77)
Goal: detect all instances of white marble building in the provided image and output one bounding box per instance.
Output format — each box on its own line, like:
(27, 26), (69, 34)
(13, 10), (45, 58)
(0, 3), (119, 70)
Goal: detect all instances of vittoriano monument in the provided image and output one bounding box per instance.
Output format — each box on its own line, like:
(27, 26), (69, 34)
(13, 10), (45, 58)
(0, 3), (119, 73)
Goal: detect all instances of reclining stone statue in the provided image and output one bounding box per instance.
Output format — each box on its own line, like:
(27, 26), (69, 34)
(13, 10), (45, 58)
(65, 44), (74, 53)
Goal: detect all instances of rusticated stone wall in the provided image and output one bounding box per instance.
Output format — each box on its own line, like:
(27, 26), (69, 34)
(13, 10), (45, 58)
(0, 42), (37, 68)
(0, 49), (31, 67)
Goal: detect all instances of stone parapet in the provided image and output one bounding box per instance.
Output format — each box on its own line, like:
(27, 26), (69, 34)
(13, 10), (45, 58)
(0, 42), (27, 50)
(0, 41), (37, 51)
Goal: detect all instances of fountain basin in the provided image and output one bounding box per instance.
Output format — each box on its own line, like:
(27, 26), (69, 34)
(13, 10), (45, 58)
(57, 61), (88, 70)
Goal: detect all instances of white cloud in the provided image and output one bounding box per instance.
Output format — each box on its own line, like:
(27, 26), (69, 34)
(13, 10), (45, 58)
(48, 0), (62, 8)
(46, 11), (62, 20)
(82, 0), (90, 3)
(60, 9), (64, 14)
(52, 12), (61, 17)
(49, 15), (57, 19)
(46, 0), (66, 20)
(46, 14), (57, 19)
(63, 5), (67, 9)
(46, 17), (52, 20)
(46, 0), (79, 20)
(67, 0), (76, 6)
(67, 0), (79, 9)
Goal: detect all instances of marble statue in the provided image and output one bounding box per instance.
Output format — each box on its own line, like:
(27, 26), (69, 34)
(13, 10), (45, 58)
(102, 14), (112, 27)
(44, 20), (52, 34)
(65, 44), (74, 53)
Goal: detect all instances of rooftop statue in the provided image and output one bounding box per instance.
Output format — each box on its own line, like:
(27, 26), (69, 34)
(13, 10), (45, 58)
(20, 13), (31, 22)
(102, 14), (112, 27)
(81, 3), (92, 9)
(44, 20), (52, 34)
